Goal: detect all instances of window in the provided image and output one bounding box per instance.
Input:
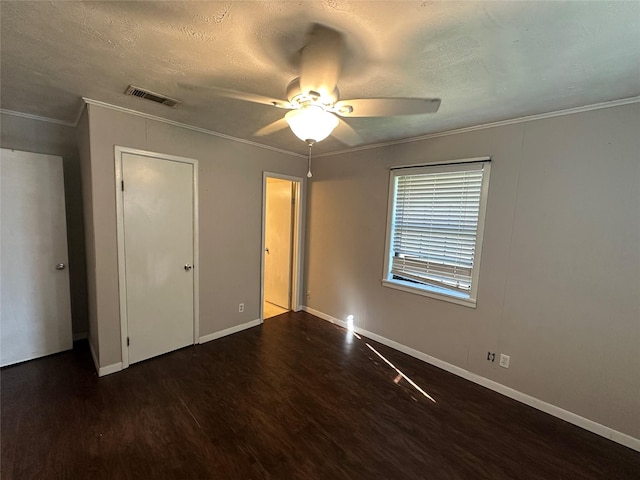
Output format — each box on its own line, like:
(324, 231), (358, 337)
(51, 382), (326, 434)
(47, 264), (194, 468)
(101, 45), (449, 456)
(382, 159), (491, 307)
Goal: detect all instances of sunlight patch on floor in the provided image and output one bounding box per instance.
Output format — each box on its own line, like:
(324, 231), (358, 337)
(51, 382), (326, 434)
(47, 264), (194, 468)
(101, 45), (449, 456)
(348, 330), (436, 403)
(364, 340), (437, 403)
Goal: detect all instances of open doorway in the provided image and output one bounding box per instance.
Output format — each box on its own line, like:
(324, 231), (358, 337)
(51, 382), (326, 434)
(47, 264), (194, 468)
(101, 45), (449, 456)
(261, 173), (303, 320)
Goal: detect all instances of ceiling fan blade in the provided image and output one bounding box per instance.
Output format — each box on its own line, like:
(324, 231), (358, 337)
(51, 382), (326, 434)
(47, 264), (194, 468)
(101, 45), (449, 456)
(254, 118), (290, 137)
(178, 82), (292, 109)
(299, 24), (344, 102)
(332, 118), (362, 146)
(334, 98), (441, 117)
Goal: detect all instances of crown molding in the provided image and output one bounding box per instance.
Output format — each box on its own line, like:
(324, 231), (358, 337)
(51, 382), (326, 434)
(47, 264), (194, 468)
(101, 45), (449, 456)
(82, 98), (306, 158)
(0, 108), (77, 127)
(314, 95), (640, 158)
(4, 95), (637, 159)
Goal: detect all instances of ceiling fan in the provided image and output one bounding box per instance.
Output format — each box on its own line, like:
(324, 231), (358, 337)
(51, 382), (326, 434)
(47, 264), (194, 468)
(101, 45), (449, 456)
(183, 24), (441, 147)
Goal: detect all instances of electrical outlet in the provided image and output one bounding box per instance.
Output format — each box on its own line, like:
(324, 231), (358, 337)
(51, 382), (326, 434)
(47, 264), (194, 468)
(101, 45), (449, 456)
(499, 354), (510, 368)
(238, 303), (244, 313)
(306, 291), (311, 300)
(487, 352), (496, 362)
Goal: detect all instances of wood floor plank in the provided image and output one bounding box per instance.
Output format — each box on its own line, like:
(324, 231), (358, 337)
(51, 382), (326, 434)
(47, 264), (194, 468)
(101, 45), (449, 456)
(1, 311), (638, 479)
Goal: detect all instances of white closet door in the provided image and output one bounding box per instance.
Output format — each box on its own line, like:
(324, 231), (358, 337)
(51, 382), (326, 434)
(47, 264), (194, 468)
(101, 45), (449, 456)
(121, 153), (194, 364)
(0, 149), (72, 367)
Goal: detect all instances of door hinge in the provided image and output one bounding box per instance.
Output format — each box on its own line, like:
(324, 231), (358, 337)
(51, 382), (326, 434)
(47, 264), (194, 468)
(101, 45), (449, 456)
(126, 336), (130, 347)
(121, 180), (124, 191)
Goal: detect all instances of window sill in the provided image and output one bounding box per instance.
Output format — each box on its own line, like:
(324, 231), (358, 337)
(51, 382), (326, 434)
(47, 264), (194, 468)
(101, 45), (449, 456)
(381, 279), (477, 308)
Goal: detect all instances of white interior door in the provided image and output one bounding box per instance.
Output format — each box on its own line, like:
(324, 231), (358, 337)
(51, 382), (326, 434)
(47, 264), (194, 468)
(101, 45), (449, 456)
(121, 152), (195, 364)
(264, 177), (293, 309)
(0, 149), (72, 367)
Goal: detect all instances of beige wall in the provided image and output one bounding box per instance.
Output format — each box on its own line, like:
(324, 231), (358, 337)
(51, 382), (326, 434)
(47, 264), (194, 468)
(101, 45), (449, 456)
(84, 104), (307, 367)
(1, 112), (88, 335)
(304, 103), (640, 438)
(76, 108), (99, 357)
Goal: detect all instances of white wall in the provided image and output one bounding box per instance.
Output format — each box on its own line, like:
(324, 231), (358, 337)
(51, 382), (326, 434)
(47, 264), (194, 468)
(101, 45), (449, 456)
(83, 104), (308, 367)
(1, 112), (88, 336)
(304, 103), (640, 440)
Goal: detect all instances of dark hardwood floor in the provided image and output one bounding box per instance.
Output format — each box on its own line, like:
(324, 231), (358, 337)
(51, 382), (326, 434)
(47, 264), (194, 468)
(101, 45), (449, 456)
(1, 311), (638, 479)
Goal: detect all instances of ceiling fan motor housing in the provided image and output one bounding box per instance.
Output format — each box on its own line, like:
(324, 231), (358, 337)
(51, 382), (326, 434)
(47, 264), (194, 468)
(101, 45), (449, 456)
(286, 77), (339, 107)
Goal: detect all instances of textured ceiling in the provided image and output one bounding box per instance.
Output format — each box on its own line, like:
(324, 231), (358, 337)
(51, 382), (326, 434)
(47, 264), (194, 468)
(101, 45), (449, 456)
(1, 1), (639, 155)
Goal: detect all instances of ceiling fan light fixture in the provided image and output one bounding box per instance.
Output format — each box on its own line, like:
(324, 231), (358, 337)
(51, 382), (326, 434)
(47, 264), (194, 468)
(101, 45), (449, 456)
(285, 106), (339, 144)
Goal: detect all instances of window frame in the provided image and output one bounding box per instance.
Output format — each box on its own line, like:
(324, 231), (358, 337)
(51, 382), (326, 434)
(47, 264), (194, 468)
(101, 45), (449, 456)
(382, 158), (491, 308)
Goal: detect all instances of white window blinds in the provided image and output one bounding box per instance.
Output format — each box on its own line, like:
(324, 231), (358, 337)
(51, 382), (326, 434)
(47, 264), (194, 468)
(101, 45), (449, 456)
(390, 163), (487, 294)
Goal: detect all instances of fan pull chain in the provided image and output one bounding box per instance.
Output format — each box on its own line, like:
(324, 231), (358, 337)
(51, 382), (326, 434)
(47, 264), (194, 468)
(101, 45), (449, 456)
(307, 143), (313, 178)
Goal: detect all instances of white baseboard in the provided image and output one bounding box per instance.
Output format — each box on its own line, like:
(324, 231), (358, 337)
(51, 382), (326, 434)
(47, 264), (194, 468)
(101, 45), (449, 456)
(88, 338), (123, 377)
(304, 307), (350, 329)
(302, 306), (640, 452)
(98, 361), (123, 377)
(199, 318), (262, 344)
(73, 332), (88, 341)
(88, 319), (262, 377)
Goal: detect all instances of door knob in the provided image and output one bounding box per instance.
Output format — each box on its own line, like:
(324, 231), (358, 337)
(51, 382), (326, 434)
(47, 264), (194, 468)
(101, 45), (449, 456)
(184, 264), (192, 271)
(56, 263), (66, 270)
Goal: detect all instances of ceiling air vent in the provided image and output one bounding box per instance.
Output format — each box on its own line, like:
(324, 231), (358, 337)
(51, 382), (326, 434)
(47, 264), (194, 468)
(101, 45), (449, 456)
(124, 85), (181, 107)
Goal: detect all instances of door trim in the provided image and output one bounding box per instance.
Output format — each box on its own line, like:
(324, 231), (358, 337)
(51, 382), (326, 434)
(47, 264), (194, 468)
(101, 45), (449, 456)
(260, 172), (304, 321)
(114, 146), (199, 369)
